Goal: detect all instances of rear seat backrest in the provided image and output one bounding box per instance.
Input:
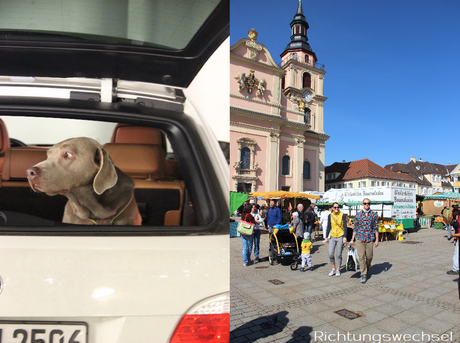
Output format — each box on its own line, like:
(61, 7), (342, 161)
(0, 146), (67, 222)
(2, 147), (48, 186)
(103, 143), (166, 180)
(103, 143), (184, 226)
(111, 124), (166, 148)
(111, 124), (181, 181)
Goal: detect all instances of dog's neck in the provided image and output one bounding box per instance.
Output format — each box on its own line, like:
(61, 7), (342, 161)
(65, 185), (128, 222)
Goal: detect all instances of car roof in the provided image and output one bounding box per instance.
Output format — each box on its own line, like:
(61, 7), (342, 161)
(0, 0), (229, 88)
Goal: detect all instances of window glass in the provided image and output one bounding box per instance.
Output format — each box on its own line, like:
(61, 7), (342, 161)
(282, 155), (290, 175)
(303, 161), (310, 179)
(240, 147), (250, 170)
(0, 0), (220, 50)
(0, 115), (200, 228)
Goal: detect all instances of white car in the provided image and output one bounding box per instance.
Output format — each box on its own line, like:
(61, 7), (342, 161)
(0, 1), (229, 342)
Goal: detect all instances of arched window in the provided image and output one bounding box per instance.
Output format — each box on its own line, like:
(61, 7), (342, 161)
(282, 155), (290, 175)
(240, 147), (250, 169)
(303, 72), (311, 89)
(304, 108), (311, 124)
(292, 53), (298, 61)
(303, 161), (310, 179)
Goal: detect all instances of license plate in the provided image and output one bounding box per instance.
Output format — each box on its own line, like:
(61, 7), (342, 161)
(0, 321), (87, 343)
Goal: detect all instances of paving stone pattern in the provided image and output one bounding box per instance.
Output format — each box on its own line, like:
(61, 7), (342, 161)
(230, 226), (460, 342)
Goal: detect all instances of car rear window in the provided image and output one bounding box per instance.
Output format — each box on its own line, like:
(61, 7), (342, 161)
(0, 114), (225, 235)
(0, 0), (221, 50)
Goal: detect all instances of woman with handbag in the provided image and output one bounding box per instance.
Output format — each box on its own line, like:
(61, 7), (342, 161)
(240, 203), (257, 266)
(251, 204), (264, 263)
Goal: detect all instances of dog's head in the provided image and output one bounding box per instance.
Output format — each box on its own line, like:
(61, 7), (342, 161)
(27, 137), (118, 196)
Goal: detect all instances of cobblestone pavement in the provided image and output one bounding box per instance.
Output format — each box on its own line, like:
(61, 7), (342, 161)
(230, 226), (460, 343)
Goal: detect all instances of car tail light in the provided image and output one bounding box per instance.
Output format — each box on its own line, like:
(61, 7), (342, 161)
(169, 292), (230, 343)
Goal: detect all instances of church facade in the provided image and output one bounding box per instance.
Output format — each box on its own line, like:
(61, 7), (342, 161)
(230, 1), (329, 193)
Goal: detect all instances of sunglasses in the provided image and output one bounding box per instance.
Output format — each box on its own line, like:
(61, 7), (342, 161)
(363, 202), (370, 205)
(332, 206), (339, 209)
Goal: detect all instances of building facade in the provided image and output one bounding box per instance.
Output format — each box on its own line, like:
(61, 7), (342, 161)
(230, 1), (329, 193)
(385, 157), (454, 195)
(325, 159), (418, 191)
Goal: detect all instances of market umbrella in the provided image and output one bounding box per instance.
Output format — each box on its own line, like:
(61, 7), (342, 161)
(249, 191), (320, 200)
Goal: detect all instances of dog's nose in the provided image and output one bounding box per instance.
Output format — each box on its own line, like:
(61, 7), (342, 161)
(26, 167), (40, 180)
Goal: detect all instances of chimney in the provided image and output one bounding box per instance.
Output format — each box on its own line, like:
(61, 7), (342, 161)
(410, 156), (416, 162)
(419, 158), (423, 162)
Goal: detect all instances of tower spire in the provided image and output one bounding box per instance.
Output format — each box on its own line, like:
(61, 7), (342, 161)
(283, 0), (312, 53)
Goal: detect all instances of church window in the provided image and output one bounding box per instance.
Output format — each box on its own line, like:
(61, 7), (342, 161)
(303, 161), (310, 180)
(292, 53), (298, 61)
(282, 155), (290, 175)
(240, 147), (250, 169)
(304, 108), (311, 124)
(303, 72), (311, 88)
(281, 77), (285, 90)
(305, 55), (309, 63)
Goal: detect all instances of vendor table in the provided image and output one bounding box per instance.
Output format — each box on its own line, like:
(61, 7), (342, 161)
(378, 224), (404, 241)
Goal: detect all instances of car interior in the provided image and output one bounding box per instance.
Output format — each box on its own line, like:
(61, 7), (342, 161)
(0, 117), (198, 228)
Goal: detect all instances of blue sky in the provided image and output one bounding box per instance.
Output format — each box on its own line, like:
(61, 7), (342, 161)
(230, 0), (460, 168)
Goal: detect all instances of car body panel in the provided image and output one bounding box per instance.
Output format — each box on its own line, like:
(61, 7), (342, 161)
(0, 235), (229, 316)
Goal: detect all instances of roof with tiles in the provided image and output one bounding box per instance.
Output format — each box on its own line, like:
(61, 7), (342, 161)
(385, 159), (454, 187)
(326, 158), (417, 183)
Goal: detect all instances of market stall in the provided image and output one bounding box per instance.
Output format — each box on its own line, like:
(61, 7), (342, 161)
(420, 192), (460, 229)
(422, 192), (460, 216)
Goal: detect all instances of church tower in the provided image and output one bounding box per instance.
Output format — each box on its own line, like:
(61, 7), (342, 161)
(280, 0), (327, 134)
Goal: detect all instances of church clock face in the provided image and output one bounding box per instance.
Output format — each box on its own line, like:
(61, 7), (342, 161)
(303, 91), (312, 102)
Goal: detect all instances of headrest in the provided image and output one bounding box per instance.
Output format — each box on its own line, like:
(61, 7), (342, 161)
(111, 124), (165, 148)
(2, 147), (48, 181)
(103, 143), (166, 179)
(0, 118), (10, 154)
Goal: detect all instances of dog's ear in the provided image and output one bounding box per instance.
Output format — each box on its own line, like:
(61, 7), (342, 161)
(93, 147), (118, 195)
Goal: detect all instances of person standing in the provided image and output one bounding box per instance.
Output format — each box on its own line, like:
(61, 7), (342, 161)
(320, 206), (330, 242)
(261, 205), (268, 228)
(350, 198), (379, 283)
(325, 202), (348, 277)
(293, 203), (306, 223)
(442, 202), (453, 240)
(305, 205), (315, 236)
(240, 203), (257, 266)
(267, 200), (282, 229)
(251, 204), (264, 263)
(447, 204), (460, 275)
(291, 211), (304, 253)
(300, 232), (313, 272)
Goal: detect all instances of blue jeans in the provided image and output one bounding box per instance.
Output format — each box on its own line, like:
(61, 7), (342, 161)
(306, 223), (314, 235)
(253, 230), (261, 259)
(241, 234), (254, 264)
(453, 239), (459, 272)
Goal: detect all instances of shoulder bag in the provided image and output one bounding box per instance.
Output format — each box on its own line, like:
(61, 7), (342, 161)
(237, 213), (254, 235)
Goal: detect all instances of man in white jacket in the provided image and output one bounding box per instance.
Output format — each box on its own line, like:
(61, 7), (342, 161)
(320, 206), (330, 242)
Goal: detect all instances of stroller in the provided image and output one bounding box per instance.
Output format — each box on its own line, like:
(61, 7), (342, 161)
(268, 224), (301, 270)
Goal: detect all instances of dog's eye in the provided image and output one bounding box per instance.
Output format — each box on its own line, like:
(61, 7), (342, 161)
(63, 152), (74, 159)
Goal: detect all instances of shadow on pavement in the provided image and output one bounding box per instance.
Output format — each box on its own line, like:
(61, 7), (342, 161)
(285, 326), (314, 342)
(309, 262), (327, 271)
(369, 261), (393, 275)
(230, 311), (288, 342)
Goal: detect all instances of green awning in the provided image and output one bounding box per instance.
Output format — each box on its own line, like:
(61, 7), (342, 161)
(230, 192), (248, 216)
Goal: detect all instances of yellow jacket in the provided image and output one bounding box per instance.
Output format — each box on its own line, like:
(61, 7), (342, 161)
(326, 211), (348, 238)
